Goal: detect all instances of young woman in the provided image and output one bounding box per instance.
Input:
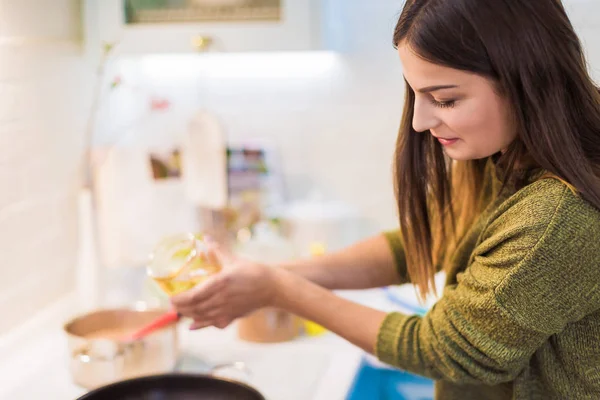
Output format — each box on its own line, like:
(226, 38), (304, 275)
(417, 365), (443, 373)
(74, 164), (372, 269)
(172, 0), (600, 398)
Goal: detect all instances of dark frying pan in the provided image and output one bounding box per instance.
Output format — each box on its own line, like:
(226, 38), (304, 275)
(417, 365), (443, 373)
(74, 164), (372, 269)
(75, 373), (266, 400)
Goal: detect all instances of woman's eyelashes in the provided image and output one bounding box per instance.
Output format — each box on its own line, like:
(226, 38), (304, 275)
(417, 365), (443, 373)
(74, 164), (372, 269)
(430, 98), (457, 108)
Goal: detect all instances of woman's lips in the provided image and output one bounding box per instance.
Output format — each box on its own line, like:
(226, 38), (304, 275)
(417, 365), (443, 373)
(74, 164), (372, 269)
(436, 137), (459, 146)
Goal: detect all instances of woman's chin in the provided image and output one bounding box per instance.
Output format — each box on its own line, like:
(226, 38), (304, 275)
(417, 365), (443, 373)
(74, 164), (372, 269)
(442, 148), (472, 161)
(443, 146), (493, 162)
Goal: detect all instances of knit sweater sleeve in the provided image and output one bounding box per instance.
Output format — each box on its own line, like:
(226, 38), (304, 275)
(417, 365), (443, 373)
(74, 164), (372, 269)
(383, 229), (447, 284)
(376, 182), (600, 385)
(383, 230), (409, 283)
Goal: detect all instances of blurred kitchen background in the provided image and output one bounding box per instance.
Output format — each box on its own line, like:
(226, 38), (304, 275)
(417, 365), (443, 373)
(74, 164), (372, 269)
(0, 1), (599, 399)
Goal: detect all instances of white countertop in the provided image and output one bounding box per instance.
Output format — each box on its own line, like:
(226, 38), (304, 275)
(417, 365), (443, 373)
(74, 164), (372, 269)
(0, 288), (404, 400)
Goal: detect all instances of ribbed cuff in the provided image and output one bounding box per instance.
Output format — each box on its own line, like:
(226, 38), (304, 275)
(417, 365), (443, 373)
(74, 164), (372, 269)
(375, 312), (410, 367)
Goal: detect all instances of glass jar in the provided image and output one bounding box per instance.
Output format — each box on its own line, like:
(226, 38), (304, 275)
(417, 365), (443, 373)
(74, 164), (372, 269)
(146, 233), (221, 297)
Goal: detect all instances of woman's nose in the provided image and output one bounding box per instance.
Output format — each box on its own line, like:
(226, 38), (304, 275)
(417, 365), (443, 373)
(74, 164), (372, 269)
(412, 98), (441, 133)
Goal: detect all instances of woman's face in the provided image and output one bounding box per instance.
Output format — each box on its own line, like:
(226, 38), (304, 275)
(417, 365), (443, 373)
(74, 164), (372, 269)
(398, 42), (516, 160)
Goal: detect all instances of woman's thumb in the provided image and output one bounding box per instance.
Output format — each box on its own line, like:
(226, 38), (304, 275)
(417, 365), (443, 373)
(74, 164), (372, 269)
(206, 243), (235, 269)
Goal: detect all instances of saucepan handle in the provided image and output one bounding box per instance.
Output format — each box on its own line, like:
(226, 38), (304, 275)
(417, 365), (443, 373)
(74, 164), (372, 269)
(73, 340), (144, 368)
(74, 341), (125, 363)
(71, 341), (131, 385)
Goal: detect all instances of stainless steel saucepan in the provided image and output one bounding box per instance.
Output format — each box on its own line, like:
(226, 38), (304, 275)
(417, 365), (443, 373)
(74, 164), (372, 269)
(64, 307), (180, 390)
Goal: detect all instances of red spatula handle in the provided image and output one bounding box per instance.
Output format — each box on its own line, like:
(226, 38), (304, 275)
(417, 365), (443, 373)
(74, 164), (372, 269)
(126, 310), (181, 341)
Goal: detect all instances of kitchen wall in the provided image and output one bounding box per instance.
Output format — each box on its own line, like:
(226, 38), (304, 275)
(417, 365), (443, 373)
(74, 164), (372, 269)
(93, 0), (600, 242)
(94, 0), (408, 239)
(568, 2), (600, 81)
(0, 0), (92, 333)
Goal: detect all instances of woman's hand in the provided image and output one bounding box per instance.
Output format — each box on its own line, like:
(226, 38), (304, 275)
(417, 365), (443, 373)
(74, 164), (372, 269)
(170, 244), (277, 330)
(171, 241), (387, 357)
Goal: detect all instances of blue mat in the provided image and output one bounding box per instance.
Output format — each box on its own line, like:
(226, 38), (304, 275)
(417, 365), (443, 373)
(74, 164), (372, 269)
(346, 357), (434, 400)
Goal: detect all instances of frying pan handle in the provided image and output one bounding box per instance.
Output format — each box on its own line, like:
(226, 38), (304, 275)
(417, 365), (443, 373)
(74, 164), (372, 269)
(210, 361), (253, 384)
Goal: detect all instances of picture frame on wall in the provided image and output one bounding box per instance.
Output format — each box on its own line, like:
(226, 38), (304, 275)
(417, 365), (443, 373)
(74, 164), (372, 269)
(149, 149), (182, 181)
(124, 0), (282, 24)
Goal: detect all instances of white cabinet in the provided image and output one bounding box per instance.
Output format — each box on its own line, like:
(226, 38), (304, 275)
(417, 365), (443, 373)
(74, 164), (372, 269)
(84, 0), (325, 57)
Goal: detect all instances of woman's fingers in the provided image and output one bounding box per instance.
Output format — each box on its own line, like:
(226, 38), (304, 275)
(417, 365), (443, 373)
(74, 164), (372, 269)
(189, 320), (211, 331)
(207, 243), (236, 266)
(176, 294), (227, 321)
(169, 240), (254, 332)
(214, 318), (232, 330)
(206, 248), (221, 272)
(171, 274), (225, 308)
(189, 317), (232, 331)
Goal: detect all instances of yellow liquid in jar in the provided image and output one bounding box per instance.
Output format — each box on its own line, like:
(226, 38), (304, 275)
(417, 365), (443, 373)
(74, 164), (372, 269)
(152, 274), (209, 296)
(151, 256), (221, 296)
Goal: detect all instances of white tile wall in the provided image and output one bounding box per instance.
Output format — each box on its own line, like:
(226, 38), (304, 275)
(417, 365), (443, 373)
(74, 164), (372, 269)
(95, 46), (407, 240)
(0, 0), (91, 334)
(94, 53), (404, 237)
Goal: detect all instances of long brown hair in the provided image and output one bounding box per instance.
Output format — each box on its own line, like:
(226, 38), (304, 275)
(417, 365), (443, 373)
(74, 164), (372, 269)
(393, 0), (600, 300)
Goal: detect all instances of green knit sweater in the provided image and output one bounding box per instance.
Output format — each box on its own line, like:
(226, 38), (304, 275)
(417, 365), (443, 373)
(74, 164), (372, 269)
(377, 167), (600, 399)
